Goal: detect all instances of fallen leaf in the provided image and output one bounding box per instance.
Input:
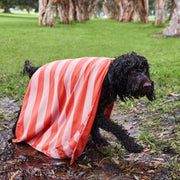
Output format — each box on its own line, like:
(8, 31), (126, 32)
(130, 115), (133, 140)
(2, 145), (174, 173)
(147, 170), (156, 174)
(142, 175), (151, 180)
(104, 175), (116, 180)
(10, 170), (19, 180)
(2, 124), (8, 129)
(152, 162), (158, 169)
(168, 93), (180, 97)
(153, 158), (164, 162)
(78, 164), (92, 169)
(133, 175), (139, 180)
(119, 165), (126, 171)
(126, 168), (135, 176)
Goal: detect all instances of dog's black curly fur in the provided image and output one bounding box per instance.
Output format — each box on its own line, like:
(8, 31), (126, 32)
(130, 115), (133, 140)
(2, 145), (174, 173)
(23, 60), (40, 79)
(13, 52), (155, 154)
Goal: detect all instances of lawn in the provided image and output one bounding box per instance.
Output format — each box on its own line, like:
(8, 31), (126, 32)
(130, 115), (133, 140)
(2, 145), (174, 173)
(0, 12), (180, 178)
(0, 12), (179, 98)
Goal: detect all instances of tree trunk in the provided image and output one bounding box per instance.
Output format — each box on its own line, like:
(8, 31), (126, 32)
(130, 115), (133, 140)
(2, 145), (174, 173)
(117, 0), (134, 22)
(103, 0), (119, 19)
(4, 7), (11, 13)
(161, 0), (180, 37)
(103, 0), (149, 23)
(39, 0), (57, 27)
(135, 0), (149, 23)
(72, 0), (97, 22)
(154, 0), (167, 25)
(71, 0), (77, 21)
(75, 0), (85, 22)
(58, 0), (70, 24)
(169, 0), (176, 20)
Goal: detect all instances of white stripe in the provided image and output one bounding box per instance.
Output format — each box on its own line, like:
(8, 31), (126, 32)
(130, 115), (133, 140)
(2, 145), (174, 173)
(74, 131), (80, 142)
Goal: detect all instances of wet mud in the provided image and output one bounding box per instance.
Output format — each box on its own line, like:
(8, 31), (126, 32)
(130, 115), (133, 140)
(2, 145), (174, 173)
(0, 97), (177, 179)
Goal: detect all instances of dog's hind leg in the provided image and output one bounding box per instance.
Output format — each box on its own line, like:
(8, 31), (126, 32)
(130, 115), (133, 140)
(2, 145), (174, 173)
(95, 113), (143, 153)
(91, 120), (109, 146)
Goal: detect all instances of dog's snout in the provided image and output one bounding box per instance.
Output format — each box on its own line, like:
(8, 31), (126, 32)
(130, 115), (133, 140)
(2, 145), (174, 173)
(143, 82), (152, 88)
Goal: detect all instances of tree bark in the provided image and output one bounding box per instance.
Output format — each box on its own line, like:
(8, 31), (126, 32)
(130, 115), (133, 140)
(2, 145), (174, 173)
(71, 0), (77, 21)
(103, 0), (149, 23)
(39, 0), (57, 27)
(72, 0), (97, 22)
(103, 0), (120, 20)
(58, 0), (70, 24)
(161, 0), (180, 37)
(135, 0), (149, 23)
(154, 0), (168, 25)
(169, 0), (176, 20)
(117, 0), (134, 22)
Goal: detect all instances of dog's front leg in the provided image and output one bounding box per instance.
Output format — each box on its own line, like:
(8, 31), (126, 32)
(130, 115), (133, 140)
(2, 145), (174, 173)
(95, 113), (143, 153)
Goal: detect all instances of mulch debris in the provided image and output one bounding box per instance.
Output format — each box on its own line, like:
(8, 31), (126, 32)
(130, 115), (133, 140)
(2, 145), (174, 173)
(0, 97), (179, 179)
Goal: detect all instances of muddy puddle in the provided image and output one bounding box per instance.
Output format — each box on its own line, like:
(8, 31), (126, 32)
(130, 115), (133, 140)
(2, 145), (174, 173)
(0, 97), (175, 179)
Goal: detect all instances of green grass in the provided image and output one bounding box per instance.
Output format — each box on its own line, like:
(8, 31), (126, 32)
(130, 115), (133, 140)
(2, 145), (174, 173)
(0, 12), (180, 177)
(0, 12), (180, 99)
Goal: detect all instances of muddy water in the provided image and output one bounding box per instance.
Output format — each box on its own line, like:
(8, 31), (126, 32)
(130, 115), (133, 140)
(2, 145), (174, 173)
(0, 98), (171, 179)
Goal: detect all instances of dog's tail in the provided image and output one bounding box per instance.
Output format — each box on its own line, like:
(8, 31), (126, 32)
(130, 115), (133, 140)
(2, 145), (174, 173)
(23, 60), (40, 79)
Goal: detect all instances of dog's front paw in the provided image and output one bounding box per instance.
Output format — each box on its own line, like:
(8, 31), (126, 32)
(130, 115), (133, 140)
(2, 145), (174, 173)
(127, 143), (143, 153)
(122, 137), (143, 153)
(93, 136), (109, 147)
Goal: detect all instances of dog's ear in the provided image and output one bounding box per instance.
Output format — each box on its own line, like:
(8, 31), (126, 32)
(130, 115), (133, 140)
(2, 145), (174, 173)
(108, 60), (115, 74)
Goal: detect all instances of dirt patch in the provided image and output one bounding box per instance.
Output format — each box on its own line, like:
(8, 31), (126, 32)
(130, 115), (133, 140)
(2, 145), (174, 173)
(0, 97), (179, 179)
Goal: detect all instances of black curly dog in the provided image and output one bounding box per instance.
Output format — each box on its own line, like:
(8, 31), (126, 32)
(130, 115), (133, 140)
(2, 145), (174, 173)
(13, 52), (155, 154)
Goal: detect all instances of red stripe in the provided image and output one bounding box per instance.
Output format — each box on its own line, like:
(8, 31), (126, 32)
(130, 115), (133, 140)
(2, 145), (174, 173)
(26, 65), (47, 139)
(15, 80), (32, 140)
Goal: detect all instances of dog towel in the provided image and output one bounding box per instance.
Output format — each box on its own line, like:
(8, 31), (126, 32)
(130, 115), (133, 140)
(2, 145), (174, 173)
(13, 57), (114, 164)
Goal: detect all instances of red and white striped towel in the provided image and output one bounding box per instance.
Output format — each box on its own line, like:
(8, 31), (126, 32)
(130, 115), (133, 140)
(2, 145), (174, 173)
(13, 57), (114, 164)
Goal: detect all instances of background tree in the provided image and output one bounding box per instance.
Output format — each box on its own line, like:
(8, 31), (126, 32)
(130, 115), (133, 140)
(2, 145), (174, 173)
(154, 0), (168, 25)
(134, 0), (149, 23)
(103, 0), (149, 23)
(39, 0), (57, 27)
(71, 0), (98, 22)
(39, 0), (98, 26)
(102, 0), (119, 20)
(94, 0), (104, 17)
(161, 0), (180, 36)
(18, 0), (38, 13)
(169, 0), (176, 20)
(0, 0), (38, 13)
(0, 0), (17, 13)
(58, 0), (70, 24)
